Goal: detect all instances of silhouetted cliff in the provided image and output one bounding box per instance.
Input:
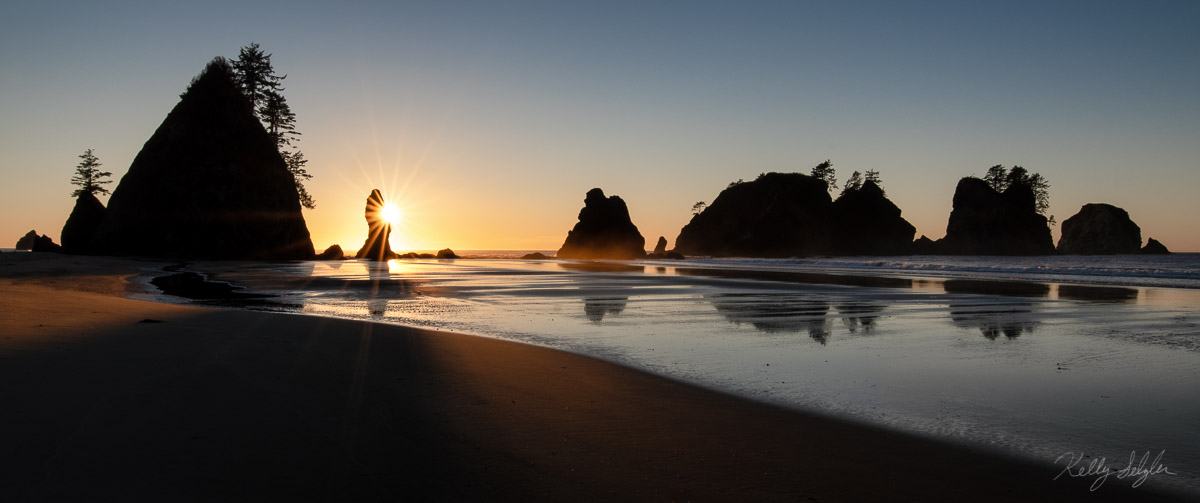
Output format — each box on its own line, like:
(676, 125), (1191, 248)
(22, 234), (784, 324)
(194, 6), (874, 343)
(674, 173), (833, 257)
(935, 177), (1054, 255)
(831, 180), (915, 255)
(91, 58), (314, 259)
(557, 188), (646, 259)
(1056, 203), (1141, 254)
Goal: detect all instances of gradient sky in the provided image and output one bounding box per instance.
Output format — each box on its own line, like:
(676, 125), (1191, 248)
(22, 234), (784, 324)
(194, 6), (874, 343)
(3, 1), (1198, 252)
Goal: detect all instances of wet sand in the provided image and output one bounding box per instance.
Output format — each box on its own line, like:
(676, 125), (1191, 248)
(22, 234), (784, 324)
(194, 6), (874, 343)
(0, 254), (1187, 501)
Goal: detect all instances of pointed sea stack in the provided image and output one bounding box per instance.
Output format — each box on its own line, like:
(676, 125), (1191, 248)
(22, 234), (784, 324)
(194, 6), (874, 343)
(61, 192), (106, 254)
(1056, 203), (1141, 254)
(674, 173), (833, 257)
(355, 189), (396, 261)
(1140, 238), (1171, 254)
(935, 177), (1054, 255)
(831, 180), (915, 255)
(557, 188), (646, 259)
(91, 58), (314, 259)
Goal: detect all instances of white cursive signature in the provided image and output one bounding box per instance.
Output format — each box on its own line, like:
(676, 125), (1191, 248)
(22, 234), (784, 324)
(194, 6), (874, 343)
(1054, 450), (1176, 491)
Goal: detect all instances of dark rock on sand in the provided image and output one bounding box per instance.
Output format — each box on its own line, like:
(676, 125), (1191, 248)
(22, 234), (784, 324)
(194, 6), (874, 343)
(61, 192), (106, 254)
(674, 173), (832, 257)
(1056, 203), (1142, 254)
(1140, 238), (1171, 254)
(317, 245), (345, 260)
(355, 189), (396, 261)
(436, 248), (460, 259)
(521, 252), (551, 260)
(935, 177), (1054, 255)
(557, 188), (647, 260)
(91, 58), (314, 260)
(831, 180), (915, 255)
(653, 236), (668, 255)
(911, 235), (937, 255)
(15, 230), (38, 250)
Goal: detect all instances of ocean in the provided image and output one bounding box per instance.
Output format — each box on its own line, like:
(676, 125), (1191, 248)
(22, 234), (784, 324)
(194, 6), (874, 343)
(146, 253), (1200, 495)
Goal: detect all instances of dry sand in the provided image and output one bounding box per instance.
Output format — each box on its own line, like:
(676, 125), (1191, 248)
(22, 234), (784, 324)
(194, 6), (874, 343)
(0, 254), (1186, 501)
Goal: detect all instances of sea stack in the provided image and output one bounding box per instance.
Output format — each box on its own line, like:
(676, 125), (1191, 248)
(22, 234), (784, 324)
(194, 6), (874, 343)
(91, 58), (314, 259)
(355, 189), (396, 261)
(674, 173), (833, 257)
(1056, 203), (1142, 254)
(1140, 238), (1171, 254)
(60, 192), (106, 254)
(830, 180), (915, 255)
(15, 230), (38, 250)
(556, 188), (646, 260)
(935, 177), (1054, 255)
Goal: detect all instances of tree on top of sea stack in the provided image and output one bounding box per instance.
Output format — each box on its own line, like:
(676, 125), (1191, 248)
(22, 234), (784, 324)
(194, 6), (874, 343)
(70, 149), (112, 198)
(233, 43), (315, 210)
(90, 57), (314, 260)
(62, 148), (111, 254)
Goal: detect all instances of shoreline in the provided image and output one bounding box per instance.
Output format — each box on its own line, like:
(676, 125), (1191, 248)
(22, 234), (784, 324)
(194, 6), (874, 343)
(1, 254), (1192, 501)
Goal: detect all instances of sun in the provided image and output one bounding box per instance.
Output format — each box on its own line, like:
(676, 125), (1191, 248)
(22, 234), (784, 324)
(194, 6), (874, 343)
(380, 202), (402, 225)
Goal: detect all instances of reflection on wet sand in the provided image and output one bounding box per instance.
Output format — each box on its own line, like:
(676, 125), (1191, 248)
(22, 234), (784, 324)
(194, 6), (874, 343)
(558, 262), (645, 274)
(1057, 284), (1138, 303)
(837, 303), (886, 334)
(583, 297), (628, 322)
(942, 280), (1051, 298)
(949, 304), (1039, 340)
(676, 267), (914, 289)
(709, 294), (833, 343)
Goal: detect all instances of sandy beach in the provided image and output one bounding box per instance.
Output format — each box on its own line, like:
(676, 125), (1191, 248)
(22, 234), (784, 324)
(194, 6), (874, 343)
(0, 254), (1188, 501)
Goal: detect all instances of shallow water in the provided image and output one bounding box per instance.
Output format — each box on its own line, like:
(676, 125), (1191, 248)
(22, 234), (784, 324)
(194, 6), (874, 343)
(166, 256), (1200, 495)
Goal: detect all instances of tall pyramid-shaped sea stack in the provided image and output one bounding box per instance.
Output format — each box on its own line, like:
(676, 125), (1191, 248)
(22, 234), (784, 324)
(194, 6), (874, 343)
(92, 58), (314, 259)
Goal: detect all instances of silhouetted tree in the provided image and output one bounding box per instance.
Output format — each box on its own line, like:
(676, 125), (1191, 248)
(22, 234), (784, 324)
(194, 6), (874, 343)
(692, 201), (707, 215)
(232, 43), (284, 112)
(864, 169), (885, 195)
(259, 90), (299, 149)
(983, 164), (1007, 191)
(840, 171), (862, 196)
(811, 160), (836, 192)
(70, 148), (112, 197)
(233, 43), (314, 209)
(283, 150), (315, 209)
(980, 164), (1051, 217)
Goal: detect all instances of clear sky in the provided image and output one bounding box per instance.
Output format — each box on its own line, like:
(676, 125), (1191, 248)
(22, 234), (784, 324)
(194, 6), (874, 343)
(3, 1), (1198, 252)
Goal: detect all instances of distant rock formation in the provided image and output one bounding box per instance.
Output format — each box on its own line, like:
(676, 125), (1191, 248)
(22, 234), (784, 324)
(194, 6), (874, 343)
(1141, 238), (1171, 254)
(646, 236), (684, 259)
(15, 230), (38, 250)
(1056, 203), (1141, 254)
(830, 180), (915, 255)
(91, 58), (314, 260)
(317, 244), (345, 260)
(436, 248), (460, 259)
(521, 252), (551, 260)
(557, 188), (646, 260)
(674, 173), (833, 257)
(935, 177), (1054, 255)
(61, 192), (106, 254)
(911, 235), (937, 255)
(18, 231), (62, 252)
(355, 189), (396, 261)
